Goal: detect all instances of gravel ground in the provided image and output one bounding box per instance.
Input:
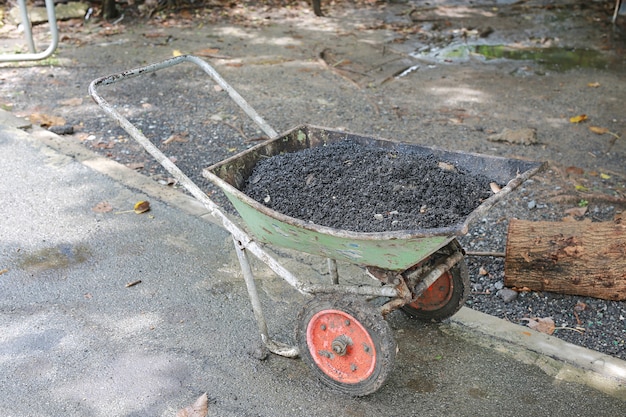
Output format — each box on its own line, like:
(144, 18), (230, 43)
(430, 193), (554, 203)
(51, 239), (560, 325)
(2, 0), (625, 360)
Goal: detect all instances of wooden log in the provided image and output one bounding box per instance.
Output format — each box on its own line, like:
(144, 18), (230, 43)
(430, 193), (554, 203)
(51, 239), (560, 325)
(504, 218), (626, 301)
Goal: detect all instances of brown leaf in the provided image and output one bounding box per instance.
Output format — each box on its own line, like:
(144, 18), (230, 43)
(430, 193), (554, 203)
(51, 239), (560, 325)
(565, 166), (584, 176)
(127, 162), (145, 170)
(569, 114), (588, 123)
(522, 317), (555, 335)
(478, 267), (489, 276)
(163, 132), (189, 145)
(487, 128), (537, 145)
(92, 201), (113, 213)
(589, 126), (609, 135)
(133, 201), (150, 214)
(176, 393), (208, 417)
(29, 112), (66, 128)
(195, 48), (220, 56)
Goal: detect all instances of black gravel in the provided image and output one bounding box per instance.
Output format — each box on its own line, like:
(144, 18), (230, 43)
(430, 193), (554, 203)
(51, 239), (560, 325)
(243, 140), (494, 232)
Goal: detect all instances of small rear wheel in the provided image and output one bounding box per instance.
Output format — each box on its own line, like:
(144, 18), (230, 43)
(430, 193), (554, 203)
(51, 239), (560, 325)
(296, 295), (396, 396)
(402, 256), (470, 322)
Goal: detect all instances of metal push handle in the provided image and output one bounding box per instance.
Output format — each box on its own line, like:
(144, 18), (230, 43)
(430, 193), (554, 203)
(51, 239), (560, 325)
(89, 54), (278, 138)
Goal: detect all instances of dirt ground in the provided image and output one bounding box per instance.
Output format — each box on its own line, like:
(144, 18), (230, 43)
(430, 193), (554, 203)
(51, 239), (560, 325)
(1, 0), (626, 356)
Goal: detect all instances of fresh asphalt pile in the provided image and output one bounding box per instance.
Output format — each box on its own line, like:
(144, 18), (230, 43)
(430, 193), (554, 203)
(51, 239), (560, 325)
(242, 140), (494, 232)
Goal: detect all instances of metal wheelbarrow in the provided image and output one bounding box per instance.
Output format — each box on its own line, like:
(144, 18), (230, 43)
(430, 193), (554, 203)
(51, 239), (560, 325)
(89, 55), (544, 396)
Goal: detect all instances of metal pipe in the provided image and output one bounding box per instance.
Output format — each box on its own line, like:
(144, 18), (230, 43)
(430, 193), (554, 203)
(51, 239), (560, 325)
(413, 251), (464, 299)
(301, 283), (398, 298)
(0, 0), (59, 62)
(233, 238), (299, 358)
(18, 0), (36, 53)
(327, 258), (339, 284)
(91, 55), (278, 139)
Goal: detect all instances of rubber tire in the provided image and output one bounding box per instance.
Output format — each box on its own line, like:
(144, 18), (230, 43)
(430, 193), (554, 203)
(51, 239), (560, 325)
(401, 257), (470, 322)
(296, 295), (396, 396)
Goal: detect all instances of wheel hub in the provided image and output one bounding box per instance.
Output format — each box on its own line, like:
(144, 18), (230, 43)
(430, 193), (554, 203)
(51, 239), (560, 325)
(306, 309), (376, 384)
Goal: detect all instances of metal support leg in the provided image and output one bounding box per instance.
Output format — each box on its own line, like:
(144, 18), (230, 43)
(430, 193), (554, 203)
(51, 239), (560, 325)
(232, 237), (299, 358)
(0, 0), (59, 62)
(327, 258), (339, 284)
(614, 0), (623, 24)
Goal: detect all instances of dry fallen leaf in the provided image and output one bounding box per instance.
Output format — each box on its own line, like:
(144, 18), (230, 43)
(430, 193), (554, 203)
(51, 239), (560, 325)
(587, 82), (600, 88)
(489, 182), (501, 193)
(195, 47), (220, 56)
(134, 201), (150, 214)
(172, 49), (184, 57)
(569, 114), (588, 123)
(487, 128), (537, 145)
(92, 201), (113, 213)
(478, 267), (489, 276)
(589, 126), (609, 135)
(565, 166), (584, 176)
(163, 132), (189, 145)
(176, 393), (209, 417)
(522, 317), (555, 335)
(127, 162), (145, 170)
(28, 112), (65, 127)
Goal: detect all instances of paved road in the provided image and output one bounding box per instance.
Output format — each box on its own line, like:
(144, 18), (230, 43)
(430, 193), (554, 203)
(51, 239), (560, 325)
(1, 114), (625, 416)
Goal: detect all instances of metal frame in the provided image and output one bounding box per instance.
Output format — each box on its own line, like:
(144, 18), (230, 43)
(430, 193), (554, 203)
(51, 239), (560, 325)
(0, 0), (58, 62)
(88, 55), (424, 358)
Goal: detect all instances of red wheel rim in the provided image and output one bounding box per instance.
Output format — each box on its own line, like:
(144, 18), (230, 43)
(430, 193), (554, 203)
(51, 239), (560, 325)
(306, 309), (376, 384)
(408, 271), (454, 311)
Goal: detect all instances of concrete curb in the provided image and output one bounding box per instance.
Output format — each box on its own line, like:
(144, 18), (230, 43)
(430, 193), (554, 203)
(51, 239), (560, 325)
(5, 109), (626, 401)
(448, 307), (626, 400)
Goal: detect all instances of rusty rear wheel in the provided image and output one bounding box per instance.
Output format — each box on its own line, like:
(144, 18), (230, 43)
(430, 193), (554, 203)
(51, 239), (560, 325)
(296, 295), (396, 396)
(402, 257), (470, 322)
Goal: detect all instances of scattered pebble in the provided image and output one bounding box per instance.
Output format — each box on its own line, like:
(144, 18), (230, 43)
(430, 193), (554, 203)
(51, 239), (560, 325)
(498, 288), (518, 303)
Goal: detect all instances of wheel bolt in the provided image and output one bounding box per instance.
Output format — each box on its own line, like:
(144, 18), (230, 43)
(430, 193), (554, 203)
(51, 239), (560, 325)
(321, 324), (326, 331)
(345, 320), (350, 326)
(351, 364), (357, 372)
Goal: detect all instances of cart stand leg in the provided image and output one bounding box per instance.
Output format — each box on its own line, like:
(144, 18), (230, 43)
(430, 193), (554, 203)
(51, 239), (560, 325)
(233, 237), (300, 359)
(327, 258), (339, 285)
